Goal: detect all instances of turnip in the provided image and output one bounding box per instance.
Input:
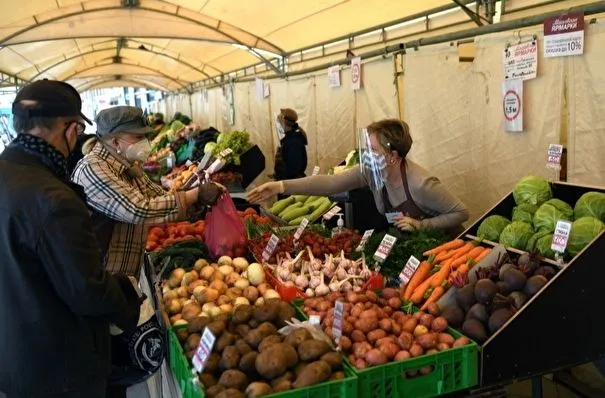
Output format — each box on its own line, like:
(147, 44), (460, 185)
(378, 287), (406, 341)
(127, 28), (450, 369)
(218, 256), (232, 266)
(232, 257), (249, 272)
(218, 265), (234, 276)
(246, 263), (265, 286)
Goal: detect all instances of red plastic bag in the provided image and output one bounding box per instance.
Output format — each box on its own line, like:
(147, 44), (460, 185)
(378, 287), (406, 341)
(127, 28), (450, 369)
(204, 193), (248, 259)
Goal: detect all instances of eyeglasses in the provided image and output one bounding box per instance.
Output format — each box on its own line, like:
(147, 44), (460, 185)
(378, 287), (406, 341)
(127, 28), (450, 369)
(67, 120), (86, 135)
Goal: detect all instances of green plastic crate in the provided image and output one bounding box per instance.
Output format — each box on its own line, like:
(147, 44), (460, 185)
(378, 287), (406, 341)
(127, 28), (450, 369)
(168, 325), (358, 398)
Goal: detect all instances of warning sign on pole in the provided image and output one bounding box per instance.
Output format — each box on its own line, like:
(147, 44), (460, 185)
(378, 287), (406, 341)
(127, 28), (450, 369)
(502, 80), (523, 132)
(351, 57), (361, 90)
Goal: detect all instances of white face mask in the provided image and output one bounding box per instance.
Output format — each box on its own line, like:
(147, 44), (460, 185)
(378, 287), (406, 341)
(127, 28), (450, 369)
(124, 138), (152, 162)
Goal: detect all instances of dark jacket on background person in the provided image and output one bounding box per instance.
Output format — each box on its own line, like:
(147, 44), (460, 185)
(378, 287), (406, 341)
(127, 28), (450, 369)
(0, 143), (140, 397)
(274, 128), (308, 180)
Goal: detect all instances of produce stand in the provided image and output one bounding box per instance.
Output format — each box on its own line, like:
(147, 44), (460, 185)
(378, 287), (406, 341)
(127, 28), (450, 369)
(457, 182), (605, 390)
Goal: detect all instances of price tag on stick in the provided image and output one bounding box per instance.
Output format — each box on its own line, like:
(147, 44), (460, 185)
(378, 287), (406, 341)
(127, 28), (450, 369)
(323, 205), (342, 221)
(332, 301), (344, 343)
(399, 255), (421, 284)
(546, 144), (563, 170)
(192, 327), (216, 373)
(551, 220), (572, 253)
(312, 166), (320, 176)
(356, 229), (374, 252)
(219, 148), (233, 158)
(374, 234), (397, 263)
(262, 234), (280, 261)
(293, 218), (309, 241)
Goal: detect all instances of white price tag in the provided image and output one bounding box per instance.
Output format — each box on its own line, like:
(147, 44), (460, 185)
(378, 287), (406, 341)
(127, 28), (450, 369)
(197, 152), (212, 171)
(262, 234), (280, 261)
(312, 166), (320, 176)
(293, 218), (309, 241)
(219, 148), (233, 158)
(323, 205), (341, 221)
(191, 327), (216, 373)
(309, 315), (321, 326)
(356, 229), (374, 252)
(551, 220), (572, 253)
(374, 234), (397, 263)
(166, 156), (174, 169)
(332, 301), (344, 342)
(399, 255), (421, 284)
(385, 212), (403, 224)
(546, 144), (564, 170)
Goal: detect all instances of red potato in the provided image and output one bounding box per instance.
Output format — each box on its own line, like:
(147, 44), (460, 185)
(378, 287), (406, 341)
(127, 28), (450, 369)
(355, 358), (367, 369)
(367, 329), (387, 344)
(344, 303), (353, 313)
(392, 322), (402, 336)
(431, 317), (449, 333)
(351, 330), (366, 343)
(416, 333), (437, 350)
(382, 306), (393, 316)
(438, 333), (455, 345)
(413, 312), (422, 319)
(453, 336), (470, 348)
(354, 318), (378, 334)
(381, 288), (399, 300)
(419, 313), (435, 328)
(342, 321), (354, 335)
(378, 318), (392, 333)
(392, 311), (406, 324)
(346, 315), (357, 324)
(360, 309), (378, 319)
(409, 344), (424, 357)
(348, 354), (356, 363)
(365, 349), (388, 365)
(378, 298), (387, 307)
(353, 342), (372, 358)
(375, 336), (397, 347)
(374, 308), (386, 319)
(427, 302), (441, 316)
(364, 302), (373, 309)
(420, 365), (434, 375)
(426, 349), (438, 355)
(366, 291), (379, 303)
(351, 305), (363, 317)
(402, 318), (418, 333)
(397, 332), (414, 350)
(388, 297), (402, 310)
(317, 301), (331, 312)
(436, 343), (450, 351)
(346, 291), (359, 303)
(395, 350), (411, 361)
(339, 336), (352, 351)
(378, 343), (400, 360)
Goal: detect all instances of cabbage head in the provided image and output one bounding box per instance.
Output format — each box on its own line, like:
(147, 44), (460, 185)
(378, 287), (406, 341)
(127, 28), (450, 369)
(533, 200), (573, 233)
(170, 119), (185, 132)
(567, 216), (605, 257)
(499, 221), (534, 250)
(574, 192), (605, 222)
(204, 142), (216, 154)
(512, 203), (538, 224)
(477, 215), (511, 242)
(535, 234), (556, 259)
(526, 230), (551, 252)
(513, 175), (552, 206)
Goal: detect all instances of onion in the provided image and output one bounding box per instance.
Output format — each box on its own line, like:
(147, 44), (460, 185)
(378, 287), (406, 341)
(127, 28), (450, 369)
(202, 302), (217, 314)
(167, 299), (182, 315)
(209, 280), (228, 294)
(176, 286), (189, 298)
(225, 272), (240, 286)
(169, 268), (186, 287)
(254, 297), (265, 306)
(263, 289), (280, 300)
(257, 283), (269, 296)
(200, 266), (215, 281)
(181, 270), (199, 286)
(218, 265), (234, 276)
(234, 297), (250, 307)
(218, 256), (232, 266)
(162, 284), (172, 295)
(163, 290), (178, 302)
(194, 258), (209, 272)
(187, 280), (205, 295)
(243, 286), (259, 302)
(247, 263), (265, 286)
(234, 278), (250, 289)
(232, 257), (249, 272)
(220, 303), (233, 314)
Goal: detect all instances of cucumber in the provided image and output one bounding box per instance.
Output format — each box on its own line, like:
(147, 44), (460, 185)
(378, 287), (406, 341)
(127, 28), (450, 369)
(270, 196), (295, 215)
(307, 198), (333, 221)
(307, 198), (328, 211)
(278, 202), (302, 218)
(281, 205), (311, 222)
(293, 195), (309, 203)
(288, 215), (306, 226)
(304, 195), (321, 205)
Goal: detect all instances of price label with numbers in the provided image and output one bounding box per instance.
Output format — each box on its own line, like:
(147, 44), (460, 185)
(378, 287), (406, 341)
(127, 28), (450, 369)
(219, 148), (233, 158)
(262, 234), (280, 261)
(323, 205), (341, 221)
(356, 229), (374, 252)
(546, 144), (563, 169)
(551, 220), (572, 253)
(293, 218), (309, 241)
(192, 327), (216, 373)
(312, 166), (320, 176)
(309, 315), (321, 326)
(332, 301), (344, 342)
(374, 234), (397, 263)
(544, 12), (584, 58)
(399, 255), (421, 284)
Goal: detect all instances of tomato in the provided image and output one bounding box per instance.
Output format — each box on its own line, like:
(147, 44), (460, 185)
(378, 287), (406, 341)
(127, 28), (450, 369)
(185, 225), (196, 235)
(149, 227), (164, 238)
(145, 241), (157, 251)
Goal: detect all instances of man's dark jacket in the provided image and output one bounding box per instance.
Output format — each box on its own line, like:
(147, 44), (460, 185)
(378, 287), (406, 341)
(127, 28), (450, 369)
(0, 146), (140, 396)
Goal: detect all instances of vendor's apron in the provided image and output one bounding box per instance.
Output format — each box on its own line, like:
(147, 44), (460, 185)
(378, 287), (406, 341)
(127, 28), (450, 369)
(382, 161), (464, 238)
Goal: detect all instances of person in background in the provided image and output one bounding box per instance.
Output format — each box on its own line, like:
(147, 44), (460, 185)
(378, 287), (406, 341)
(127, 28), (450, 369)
(72, 106), (223, 277)
(171, 111), (182, 123)
(273, 108), (308, 181)
(249, 119), (469, 236)
(0, 80), (140, 398)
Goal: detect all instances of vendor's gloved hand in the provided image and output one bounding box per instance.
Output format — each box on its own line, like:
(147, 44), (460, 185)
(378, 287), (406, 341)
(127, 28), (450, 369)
(394, 215), (421, 232)
(198, 182), (224, 206)
(247, 181), (284, 204)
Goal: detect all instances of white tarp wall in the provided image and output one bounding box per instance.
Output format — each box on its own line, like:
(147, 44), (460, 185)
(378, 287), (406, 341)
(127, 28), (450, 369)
(404, 29), (564, 223)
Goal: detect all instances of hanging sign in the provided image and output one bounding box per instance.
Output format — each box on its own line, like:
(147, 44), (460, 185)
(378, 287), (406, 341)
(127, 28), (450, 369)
(356, 229), (374, 252)
(504, 41), (538, 81)
(328, 66), (341, 88)
(262, 234), (280, 261)
(351, 57), (361, 90)
(374, 234), (397, 263)
(544, 12), (584, 58)
(399, 255), (421, 285)
(192, 327), (216, 373)
(502, 79), (523, 132)
(255, 78), (264, 101)
(551, 220), (572, 253)
(546, 144), (564, 170)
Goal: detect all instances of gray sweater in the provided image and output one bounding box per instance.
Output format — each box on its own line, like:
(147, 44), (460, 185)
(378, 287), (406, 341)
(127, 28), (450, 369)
(283, 160), (469, 230)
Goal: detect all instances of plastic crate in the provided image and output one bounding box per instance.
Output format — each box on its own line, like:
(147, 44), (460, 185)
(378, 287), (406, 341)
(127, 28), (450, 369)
(168, 326), (203, 398)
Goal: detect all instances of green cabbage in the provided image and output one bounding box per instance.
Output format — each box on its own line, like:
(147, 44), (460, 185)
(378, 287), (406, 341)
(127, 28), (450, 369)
(535, 234), (556, 259)
(574, 192), (605, 222)
(345, 150), (359, 167)
(477, 215), (511, 242)
(499, 221), (534, 250)
(567, 216), (605, 257)
(513, 175), (552, 206)
(533, 200), (573, 233)
(526, 230), (551, 252)
(170, 120), (185, 132)
(204, 142), (216, 154)
(512, 203), (537, 224)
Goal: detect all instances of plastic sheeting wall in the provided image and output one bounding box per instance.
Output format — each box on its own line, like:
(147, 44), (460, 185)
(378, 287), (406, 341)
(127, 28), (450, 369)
(404, 30), (564, 223)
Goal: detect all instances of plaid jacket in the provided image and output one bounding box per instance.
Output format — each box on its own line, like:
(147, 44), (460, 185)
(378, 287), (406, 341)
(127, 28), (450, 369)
(72, 142), (187, 276)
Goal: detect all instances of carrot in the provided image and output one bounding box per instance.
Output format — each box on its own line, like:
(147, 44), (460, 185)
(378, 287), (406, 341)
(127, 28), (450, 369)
(421, 282), (449, 310)
(423, 239), (465, 256)
(430, 260), (452, 288)
(455, 262), (470, 276)
(451, 241), (475, 257)
(403, 254), (436, 300)
(410, 275), (436, 305)
(474, 248), (492, 263)
(451, 247), (485, 269)
(435, 250), (455, 263)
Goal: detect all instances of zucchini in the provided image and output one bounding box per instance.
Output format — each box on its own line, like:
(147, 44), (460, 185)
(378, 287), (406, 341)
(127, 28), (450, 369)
(270, 196), (295, 215)
(304, 195), (321, 205)
(307, 198), (333, 221)
(288, 215), (306, 226)
(281, 205), (311, 222)
(292, 195), (309, 203)
(278, 202), (302, 218)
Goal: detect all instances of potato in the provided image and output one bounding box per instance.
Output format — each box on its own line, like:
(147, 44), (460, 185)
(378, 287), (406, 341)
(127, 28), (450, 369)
(234, 339), (252, 355)
(394, 350), (411, 361)
(176, 328), (188, 343)
(350, 330), (366, 343)
(339, 336), (352, 351)
(438, 333), (455, 345)
(198, 373), (217, 389)
(276, 300), (296, 327)
(215, 332), (236, 353)
(378, 342), (400, 360)
(367, 329), (387, 344)
(273, 343), (299, 368)
(248, 318), (260, 328)
(255, 347), (288, 379)
(320, 352), (342, 370)
(453, 336), (470, 348)
(409, 343), (423, 357)
(238, 351), (258, 374)
(331, 371), (345, 380)
(294, 362), (308, 377)
(244, 328), (273, 349)
(354, 317), (378, 334)
(297, 340), (331, 362)
(416, 333), (438, 350)
(252, 301), (280, 322)
(218, 369), (247, 390)
(402, 317), (418, 333)
(271, 380), (292, 392)
(397, 331), (413, 350)
(365, 349), (387, 365)
(258, 334), (283, 352)
(243, 286), (259, 303)
(355, 358), (367, 369)
(207, 320), (227, 336)
(419, 313), (435, 328)
(375, 336), (397, 347)
(284, 328), (313, 348)
(366, 290), (379, 303)
(187, 317), (211, 334)
(219, 346), (241, 370)
(234, 324), (251, 338)
(206, 384), (225, 398)
(205, 353), (220, 373)
(184, 333), (201, 351)
(271, 371), (295, 387)
(352, 341), (372, 358)
(215, 388), (245, 398)
(185, 349), (195, 360)
(231, 305), (253, 325)
(437, 342), (450, 351)
(257, 322), (277, 335)
(378, 318), (392, 333)
(431, 317), (449, 333)
(420, 365), (434, 376)
(292, 360), (332, 388)
(245, 382), (272, 398)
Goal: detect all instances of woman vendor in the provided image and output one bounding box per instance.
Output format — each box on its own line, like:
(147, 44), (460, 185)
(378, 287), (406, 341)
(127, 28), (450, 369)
(248, 119), (469, 235)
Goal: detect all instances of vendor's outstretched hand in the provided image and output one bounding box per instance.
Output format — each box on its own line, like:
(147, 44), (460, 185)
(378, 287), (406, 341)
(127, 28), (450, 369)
(394, 215), (421, 232)
(247, 181), (284, 203)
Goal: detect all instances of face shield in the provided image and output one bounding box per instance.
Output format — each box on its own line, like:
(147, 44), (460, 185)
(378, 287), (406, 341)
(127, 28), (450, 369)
(275, 114), (285, 140)
(358, 128), (388, 192)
